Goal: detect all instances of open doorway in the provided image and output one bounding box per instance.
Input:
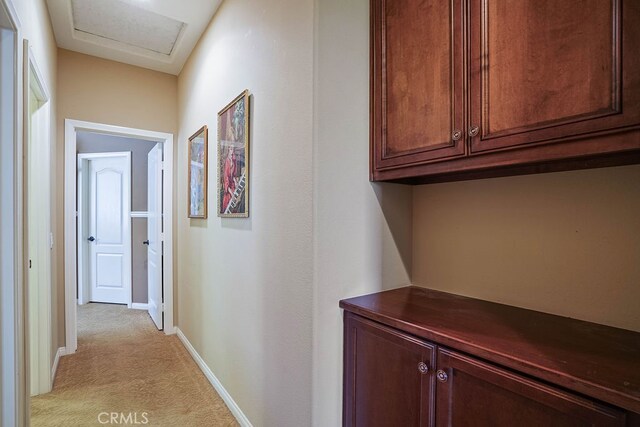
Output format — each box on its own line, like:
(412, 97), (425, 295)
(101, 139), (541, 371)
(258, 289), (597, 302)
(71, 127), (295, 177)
(64, 120), (174, 355)
(76, 132), (163, 319)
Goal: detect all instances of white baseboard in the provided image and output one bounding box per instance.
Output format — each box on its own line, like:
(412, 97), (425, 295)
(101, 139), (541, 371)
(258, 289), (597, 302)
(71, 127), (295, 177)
(130, 303), (148, 310)
(175, 327), (252, 427)
(51, 347), (66, 385)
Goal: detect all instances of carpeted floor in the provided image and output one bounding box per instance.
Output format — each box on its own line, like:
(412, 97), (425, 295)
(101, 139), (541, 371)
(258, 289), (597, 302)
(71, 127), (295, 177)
(31, 303), (238, 426)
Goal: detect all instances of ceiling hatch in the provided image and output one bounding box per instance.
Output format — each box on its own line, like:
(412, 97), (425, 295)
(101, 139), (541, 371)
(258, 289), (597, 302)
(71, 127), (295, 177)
(71, 0), (186, 56)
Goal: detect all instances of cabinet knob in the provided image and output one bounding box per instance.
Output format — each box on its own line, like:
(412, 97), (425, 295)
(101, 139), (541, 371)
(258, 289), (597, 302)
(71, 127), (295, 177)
(417, 362), (429, 374)
(436, 369), (448, 382)
(452, 130), (462, 141)
(469, 125), (479, 137)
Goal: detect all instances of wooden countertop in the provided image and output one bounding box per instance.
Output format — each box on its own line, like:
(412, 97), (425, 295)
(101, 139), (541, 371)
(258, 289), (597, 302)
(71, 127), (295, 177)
(339, 286), (640, 414)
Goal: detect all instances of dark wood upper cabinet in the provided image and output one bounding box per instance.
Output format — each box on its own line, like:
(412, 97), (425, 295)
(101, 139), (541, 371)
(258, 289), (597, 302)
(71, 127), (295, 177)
(469, 0), (637, 152)
(371, 0), (640, 183)
(371, 0), (466, 169)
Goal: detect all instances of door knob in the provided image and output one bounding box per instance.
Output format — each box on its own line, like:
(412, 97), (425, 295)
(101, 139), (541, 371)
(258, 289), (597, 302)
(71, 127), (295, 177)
(469, 125), (479, 137)
(436, 369), (448, 382)
(87, 236), (95, 242)
(452, 129), (462, 141)
(143, 240), (150, 245)
(417, 362), (429, 374)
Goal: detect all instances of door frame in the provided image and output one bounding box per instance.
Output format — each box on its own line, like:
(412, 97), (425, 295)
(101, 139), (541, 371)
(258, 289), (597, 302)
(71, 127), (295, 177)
(24, 39), (53, 397)
(65, 120), (175, 354)
(0, 0), (25, 424)
(77, 151), (132, 308)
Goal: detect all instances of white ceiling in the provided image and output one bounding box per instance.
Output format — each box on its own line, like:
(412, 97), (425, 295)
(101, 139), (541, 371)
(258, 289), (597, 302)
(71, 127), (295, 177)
(47, 0), (222, 75)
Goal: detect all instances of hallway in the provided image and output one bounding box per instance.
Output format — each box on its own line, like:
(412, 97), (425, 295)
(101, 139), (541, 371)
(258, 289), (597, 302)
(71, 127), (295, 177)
(31, 304), (238, 426)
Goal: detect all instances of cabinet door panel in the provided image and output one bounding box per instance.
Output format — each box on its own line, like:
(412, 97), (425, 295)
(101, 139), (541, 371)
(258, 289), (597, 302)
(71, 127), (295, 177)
(343, 313), (435, 427)
(372, 0), (465, 172)
(435, 348), (626, 427)
(469, 0), (640, 154)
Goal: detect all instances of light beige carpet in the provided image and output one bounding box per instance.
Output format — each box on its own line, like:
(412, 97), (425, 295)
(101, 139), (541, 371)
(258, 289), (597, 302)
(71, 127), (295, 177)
(31, 303), (238, 427)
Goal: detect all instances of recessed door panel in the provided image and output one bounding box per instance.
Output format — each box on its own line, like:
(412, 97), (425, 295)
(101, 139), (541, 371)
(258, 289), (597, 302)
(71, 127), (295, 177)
(95, 253), (124, 288)
(487, 0), (614, 134)
(385, 0), (452, 153)
(470, 0), (639, 153)
(96, 169), (123, 244)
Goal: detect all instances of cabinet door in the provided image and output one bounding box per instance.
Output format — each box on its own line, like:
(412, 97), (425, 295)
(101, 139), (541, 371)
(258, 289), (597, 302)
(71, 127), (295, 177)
(343, 313), (436, 427)
(371, 0), (465, 176)
(435, 348), (626, 426)
(469, 0), (640, 154)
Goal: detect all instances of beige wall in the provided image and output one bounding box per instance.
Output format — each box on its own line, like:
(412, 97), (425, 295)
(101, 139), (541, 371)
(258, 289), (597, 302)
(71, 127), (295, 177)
(57, 49), (177, 135)
(312, 0), (413, 425)
(176, 0), (314, 425)
(56, 49), (178, 349)
(412, 165), (640, 332)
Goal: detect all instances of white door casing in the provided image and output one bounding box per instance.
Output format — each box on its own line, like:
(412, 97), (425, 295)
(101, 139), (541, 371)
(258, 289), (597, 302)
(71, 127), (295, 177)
(147, 144), (163, 329)
(88, 153), (131, 305)
(65, 119), (175, 354)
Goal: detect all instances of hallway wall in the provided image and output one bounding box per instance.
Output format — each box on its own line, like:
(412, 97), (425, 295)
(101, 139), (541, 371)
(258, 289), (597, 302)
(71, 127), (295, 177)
(176, 1), (413, 426)
(56, 49), (178, 347)
(312, 0), (413, 425)
(176, 0), (314, 425)
(12, 0), (58, 367)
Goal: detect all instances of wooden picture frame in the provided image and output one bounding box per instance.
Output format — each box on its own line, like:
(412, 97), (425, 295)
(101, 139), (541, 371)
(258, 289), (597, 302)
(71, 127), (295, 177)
(217, 90), (250, 217)
(188, 125), (208, 218)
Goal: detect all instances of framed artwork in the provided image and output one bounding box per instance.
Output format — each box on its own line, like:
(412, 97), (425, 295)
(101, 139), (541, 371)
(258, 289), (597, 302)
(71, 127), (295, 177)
(188, 125), (208, 218)
(218, 90), (250, 218)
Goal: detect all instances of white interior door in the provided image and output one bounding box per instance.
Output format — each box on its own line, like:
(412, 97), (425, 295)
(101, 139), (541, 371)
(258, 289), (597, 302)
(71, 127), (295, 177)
(27, 82), (52, 396)
(88, 154), (131, 304)
(147, 144), (163, 329)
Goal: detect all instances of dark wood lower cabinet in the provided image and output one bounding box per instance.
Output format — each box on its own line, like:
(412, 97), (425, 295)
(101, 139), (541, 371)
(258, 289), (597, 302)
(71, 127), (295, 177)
(341, 287), (640, 427)
(436, 348), (625, 427)
(343, 314), (435, 426)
